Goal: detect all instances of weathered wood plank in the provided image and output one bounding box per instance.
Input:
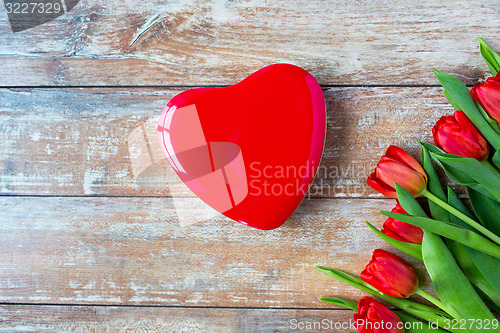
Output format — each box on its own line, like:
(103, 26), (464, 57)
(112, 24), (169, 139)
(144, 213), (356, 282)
(0, 196), (433, 307)
(0, 0), (498, 86)
(0, 305), (357, 333)
(0, 86), (455, 197)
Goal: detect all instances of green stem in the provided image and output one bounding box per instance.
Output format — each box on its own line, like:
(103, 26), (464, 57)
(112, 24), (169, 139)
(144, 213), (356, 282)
(482, 160), (498, 173)
(415, 288), (450, 315)
(423, 190), (500, 246)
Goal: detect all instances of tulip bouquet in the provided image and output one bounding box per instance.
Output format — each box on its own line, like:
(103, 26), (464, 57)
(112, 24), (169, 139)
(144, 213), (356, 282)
(317, 38), (500, 333)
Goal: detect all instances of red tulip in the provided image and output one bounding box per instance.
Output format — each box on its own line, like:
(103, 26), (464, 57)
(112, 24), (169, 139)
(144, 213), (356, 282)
(471, 75), (500, 128)
(367, 146), (427, 199)
(354, 297), (404, 333)
(381, 202), (423, 244)
(432, 111), (489, 161)
(361, 249), (418, 298)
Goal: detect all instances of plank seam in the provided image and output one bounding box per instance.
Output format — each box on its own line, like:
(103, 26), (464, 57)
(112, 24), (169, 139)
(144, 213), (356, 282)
(0, 302), (352, 311)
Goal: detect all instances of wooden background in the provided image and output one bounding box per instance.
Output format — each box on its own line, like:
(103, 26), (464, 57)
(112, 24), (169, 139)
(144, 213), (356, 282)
(1, 0), (499, 331)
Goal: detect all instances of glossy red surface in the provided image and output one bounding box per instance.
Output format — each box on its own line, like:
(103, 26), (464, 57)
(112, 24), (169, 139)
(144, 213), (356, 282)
(157, 64), (326, 229)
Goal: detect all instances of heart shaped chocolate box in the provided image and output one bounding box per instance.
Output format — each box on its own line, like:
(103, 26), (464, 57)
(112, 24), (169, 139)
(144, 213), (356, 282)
(157, 64), (326, 229)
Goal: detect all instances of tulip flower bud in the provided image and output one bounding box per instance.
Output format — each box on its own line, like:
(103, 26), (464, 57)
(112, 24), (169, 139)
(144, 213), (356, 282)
(471, 75), (500, 128)
(381, 202), (423, 244)
(432, 111), (490, 161)
(367, 146), (427, 199)
(354, 296), (404, 333)
(361, 249), (418, 298)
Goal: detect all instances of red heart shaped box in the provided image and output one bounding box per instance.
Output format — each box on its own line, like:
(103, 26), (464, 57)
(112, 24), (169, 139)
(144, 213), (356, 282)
(157, 64), (326, 230)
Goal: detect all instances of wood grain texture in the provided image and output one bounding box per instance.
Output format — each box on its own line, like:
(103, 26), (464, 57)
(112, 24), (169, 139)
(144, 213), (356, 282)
(0, 196), (434, 307)
(0, 305), (357, 333)
(0, 0), (499, 86)
(2, 1), (489, 328)
(0, 86), (456, 197)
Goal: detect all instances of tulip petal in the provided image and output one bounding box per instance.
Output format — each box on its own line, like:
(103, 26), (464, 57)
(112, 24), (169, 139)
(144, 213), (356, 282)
(367, 172), (397, 198)
(366, 221), (423, 261)
(383, 219), (423, 244)
(455, 110), (491, 151)
(364, 263), (406, 298)
(432, 111), (489, 161)
(371, 258), (417, 297)
(381, 226), (407, 242)
(376, 160), (426, 196)
(437, 127), (487, 160)
(363, 261), (397, 292)
(385, 145), (427, 178)
(361, 249), (418, 298)
(367, 147), (428, 198)
(473, 78), (500, 127)
(383, 203), (423, 244)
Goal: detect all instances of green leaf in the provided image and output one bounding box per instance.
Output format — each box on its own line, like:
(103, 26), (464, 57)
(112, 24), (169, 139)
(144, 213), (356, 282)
(422, 148), (500, 312)
(365, 221), (423, 261)
(419, 142), (475, 182)
(419, 142), (500, 202)
(380, 211), (500, 260)
(447, 187), (500, 315)
(477, 103), (500, 135)
(432, 153), (500, 202)
(393, 184), (427, 217)
(420, 145), (496, 318)
(476, 288), (500, 314)
(493, 149), (500, 169)
(447, 240), (500, 314)
(478, 37), (500, 76)
(433, 68), (500, 148)
(421, 146), (500, 315)
(468, 186), (500, 237)
(420, 143), (450, 222)
(443, 186), (474, 228)
(394, 185), (496, 328)
(319, 297), (357, 311)
(430, 154), (476, 184)
(443, 89), (461, 111)
(420, 240), (496, 331)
